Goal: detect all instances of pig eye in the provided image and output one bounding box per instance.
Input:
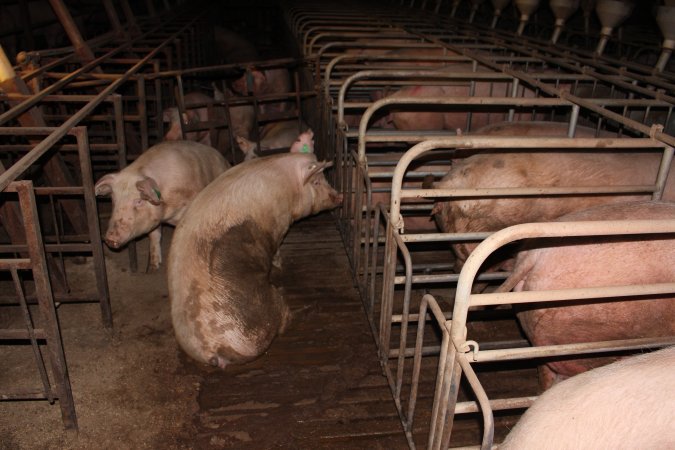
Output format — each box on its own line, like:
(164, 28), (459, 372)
(133, 198), (144, 208)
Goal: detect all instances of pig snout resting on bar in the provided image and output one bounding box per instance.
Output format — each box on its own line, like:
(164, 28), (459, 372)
(168, 151), (342, 369)
(95, 140), (230, 271)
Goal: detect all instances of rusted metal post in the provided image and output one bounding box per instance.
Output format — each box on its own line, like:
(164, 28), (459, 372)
(72, 127), (113, 328)
(47, 0), (97, 66)
(16, 180), (78, 430)
(120, 0), (142, 36)
(102, 0), (125, 39)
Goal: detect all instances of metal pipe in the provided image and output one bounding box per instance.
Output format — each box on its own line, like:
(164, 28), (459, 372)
(0, 15), (203, 192)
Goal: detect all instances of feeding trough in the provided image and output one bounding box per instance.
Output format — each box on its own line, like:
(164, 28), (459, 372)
(515, 0), (542, 35)
(491, 0), (512, 28)
(594, 0), (634, 55)
(550, 0), (581, 43)
(655, 5), (675, 72)
(469, 0), (486, 23)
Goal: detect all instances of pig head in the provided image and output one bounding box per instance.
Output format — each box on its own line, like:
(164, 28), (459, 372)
(95, 172), (163, 251)
(95, 141), (229, 270)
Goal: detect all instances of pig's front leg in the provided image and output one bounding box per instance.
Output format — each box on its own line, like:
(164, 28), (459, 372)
(147, 226), (162, 271)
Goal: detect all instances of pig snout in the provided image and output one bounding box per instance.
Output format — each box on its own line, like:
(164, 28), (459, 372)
(103, 215), (137, 250)
(331, 192), (344, 207)
(104, 237), (122, 249)
(313, 185), (342, 214)
(103, 230), (126, 250)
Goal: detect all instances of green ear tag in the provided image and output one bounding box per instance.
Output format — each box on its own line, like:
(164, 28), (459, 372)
(301, 144), (310, 153)
(153, 188), (162, 200)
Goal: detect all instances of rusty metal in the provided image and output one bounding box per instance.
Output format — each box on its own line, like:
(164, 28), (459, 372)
(0, 19), (204, 192)
(0, 180), (77, 429)
(47, 0), (98, 67)
(0, 0), (210, 431)
(0, 126), (112, 327)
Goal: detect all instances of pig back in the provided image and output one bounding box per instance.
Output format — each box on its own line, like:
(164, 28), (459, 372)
(168, 153), (327, 367)
(433, 122), (675, 263)
(511, 201), (675, 381)
(499, 346), (675, 450)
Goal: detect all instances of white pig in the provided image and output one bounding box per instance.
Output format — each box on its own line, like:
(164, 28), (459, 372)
(168, 152), (342, 368)
(499, 346), (675, 450)
(162, 92), (215, 145)
(95, 140), (229, 270)
(496, 201), (675, 388)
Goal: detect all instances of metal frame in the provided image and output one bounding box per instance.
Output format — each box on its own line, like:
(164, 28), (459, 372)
(286, 2), (675, 448)
(0, 180), (77, 430)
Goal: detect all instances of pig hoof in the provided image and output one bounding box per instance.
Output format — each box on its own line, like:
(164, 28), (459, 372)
(146, 261), (161, 272)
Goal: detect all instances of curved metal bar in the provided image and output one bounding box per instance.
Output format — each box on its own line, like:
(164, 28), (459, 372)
(389, 137), (670, 232)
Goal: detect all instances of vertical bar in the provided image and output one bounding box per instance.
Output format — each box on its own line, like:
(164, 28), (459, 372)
(16, 180), (77, 430)
(138, 75), (148, 151)
(73, 127), (113, 328)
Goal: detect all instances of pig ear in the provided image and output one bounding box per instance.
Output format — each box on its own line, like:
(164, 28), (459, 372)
(94, 173), (117, 196)
(236, 136), (255, 154)
(290, 129), (315, 154)
(252, 70), (266, 92)
(136, 177), (162, 205)
(212, 83), (224, 101)
(303, 160), (333, 185)
(162, 107), (175, 123)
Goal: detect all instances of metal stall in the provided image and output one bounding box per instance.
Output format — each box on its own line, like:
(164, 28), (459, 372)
(0, 0), (206, 429)
(287, 0), (675, 447)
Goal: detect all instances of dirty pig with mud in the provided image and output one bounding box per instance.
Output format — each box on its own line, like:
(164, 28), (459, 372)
(168, 149), (342, 369)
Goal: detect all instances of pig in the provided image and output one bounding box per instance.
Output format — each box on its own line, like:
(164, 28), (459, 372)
(499, 346), (675, 449)
(236, 123), (313, 160)
(212, 84), (255, 155)
(95, 140), (230, 271)
(162, 92), (216, 145)
(496, 201), (675, 388)
(163, 88), (254, 159)
(168, 152), (343, 368)
(431, 121), (675, 270)
(382, 72), (539, 132)
(231, 66), (292, 116)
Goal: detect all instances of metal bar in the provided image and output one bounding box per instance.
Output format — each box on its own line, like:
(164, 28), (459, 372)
(15, 180), (77, 430)
(0, 14), (203, 191)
